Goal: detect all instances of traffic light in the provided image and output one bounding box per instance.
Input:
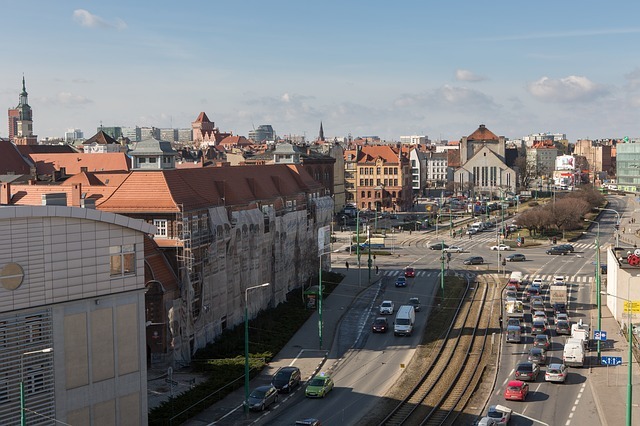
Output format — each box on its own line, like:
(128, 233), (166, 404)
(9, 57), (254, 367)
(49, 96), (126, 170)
(615, 223), (620, 230)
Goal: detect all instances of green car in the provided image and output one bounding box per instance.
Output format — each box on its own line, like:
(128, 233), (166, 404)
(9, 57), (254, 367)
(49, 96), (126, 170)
(305, 373), (334, 398)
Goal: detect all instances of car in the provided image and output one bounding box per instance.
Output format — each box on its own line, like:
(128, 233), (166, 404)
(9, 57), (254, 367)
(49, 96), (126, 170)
(491, 244), (511, 251)
(553, 303), (567, 315)
(514, 362), (540, 381)
(506, 253), (526, 262)
(532, 277), (544, 289)
(443, 245), (464, 253)
(558, 243), (575, 252)
(530, 282), (542, 292)
(531, 320), (547, 335)
(505, 290), (517, 301)
(528, 347), (548, 365)
(296, 419), (321, 426)
(507, 317), (523, 330)
(556, 319), (571, 335)
(466, 228), (478, 235)
(556, 312), (569, 322)
(395, 276), (407, 287)
(485, 404), (512, 424)
(429, 242), (449, 250)
(504, 380), (529, 401)
(409, 297), (421, 312)
(463, 256), (484, 265)
(305, 373), (334, 398)
(553, 276), (566, 285)
(477, 418), (499, 426)
(533, 310), (548, 323)
(546, 246), (570, 255)
(531, 300), (545, 314)
(372, 317), (389, 333)
(379, 300), (394, 315)
(524, 287), (539, 302)
(534, 333), (551, 350)
(545, 363), (569, 383)
(272, 366), (301, 393)
(404, 267), (415, 277)
(245, 385), (279, 411)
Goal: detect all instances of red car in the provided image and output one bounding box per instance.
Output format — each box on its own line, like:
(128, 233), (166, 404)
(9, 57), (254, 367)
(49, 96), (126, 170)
(504, 380), (529, 401)
(404, 267), (415, 278)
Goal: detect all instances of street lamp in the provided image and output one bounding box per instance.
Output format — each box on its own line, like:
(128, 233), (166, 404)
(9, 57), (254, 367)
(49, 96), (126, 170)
(598, 207), (621, 248)
(602, 286), (636, 426)
(20, 348), (53, 426)
(244, 282), (270, 414)
(318, 251), (333, 349)
(585, 219), (602, 363)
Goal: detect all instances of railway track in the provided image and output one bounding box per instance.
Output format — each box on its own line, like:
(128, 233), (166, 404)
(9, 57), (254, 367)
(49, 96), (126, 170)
(379, 274), (498, 426)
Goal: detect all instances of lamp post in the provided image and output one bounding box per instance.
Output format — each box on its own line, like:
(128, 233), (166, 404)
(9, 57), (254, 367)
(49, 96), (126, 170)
(440, 241), (445, 301)
(244, 283), (270, 414)
(585, 219), (602, 363)
(318, 251), (334, 349)
(598, 207), (621, 248)
(602, 287), (636, 426)
(20, 348), (53, 426)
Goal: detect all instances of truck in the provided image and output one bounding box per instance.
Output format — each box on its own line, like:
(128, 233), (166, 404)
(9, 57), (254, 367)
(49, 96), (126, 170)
(571, 320), (590, 344)
(505, 300), (524, 317)
(550, 285), (568, 305)
(360, 237), (386, 249)
(508, 271), (523, 290)
(394, 305), (416, 336)
(563, 337), (586, 367)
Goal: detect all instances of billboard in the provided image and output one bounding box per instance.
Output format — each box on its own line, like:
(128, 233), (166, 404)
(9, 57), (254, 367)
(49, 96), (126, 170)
(555, 155), (575, 171)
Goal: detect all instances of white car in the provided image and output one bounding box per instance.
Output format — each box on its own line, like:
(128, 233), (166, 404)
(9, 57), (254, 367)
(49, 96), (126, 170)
(490, 244), (511, 251)
(533, 310), (548, 324)
(485, 404), (512, 424)
(466, 228), (478, 235)
(379, 300), (394, 315)
(554, 276), (565, 285)
(532, 278), (544, 288)
(443, 246), (464, 253)
(556, 313), (569, 322)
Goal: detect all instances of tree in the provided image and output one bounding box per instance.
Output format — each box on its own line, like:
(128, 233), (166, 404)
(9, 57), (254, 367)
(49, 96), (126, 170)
(514, 156), (538, 189)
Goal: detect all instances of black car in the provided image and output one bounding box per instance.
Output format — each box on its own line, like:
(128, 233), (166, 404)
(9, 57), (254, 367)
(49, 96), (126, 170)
(245, 385), (279, 411)
(429, 242), (449, 250)
(546, 246), (570, 255)
(558, 243), (575, 252)
(531, 320), (547, 335)
(556, 320), (571, 335)
(524, 287), (540, 302)
(507, 253), (526, 262)
(463, 256), (484, 265)
(515, 362), (540, 381)
(553, 302), (567, 315)
(272, 366), (301, 393)
(372, 317), (389, 333)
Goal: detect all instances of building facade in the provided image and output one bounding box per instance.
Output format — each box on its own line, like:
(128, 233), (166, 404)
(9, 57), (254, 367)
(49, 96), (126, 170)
(616, 142), (640, 192)
(526, 142), (558, 178)
(0, 205), (153, 425)
(248, 125), (276, 143)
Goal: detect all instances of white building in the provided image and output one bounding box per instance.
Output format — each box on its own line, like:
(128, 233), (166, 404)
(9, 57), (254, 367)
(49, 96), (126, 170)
(409, 148), (427, 194)
(426, 152), (449, 187)
(400, 135), (429, 145)
(64, 128), (83, 143)
(0, 203), (154, 425)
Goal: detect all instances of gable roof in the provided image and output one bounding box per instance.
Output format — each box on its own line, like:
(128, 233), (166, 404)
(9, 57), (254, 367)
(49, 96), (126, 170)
(29, 152), (131, 175)
(356, 145), (402, 164)
(194, 112), (211, 123)
(83, 130), (119, 145)
(0, 140), (33, 175)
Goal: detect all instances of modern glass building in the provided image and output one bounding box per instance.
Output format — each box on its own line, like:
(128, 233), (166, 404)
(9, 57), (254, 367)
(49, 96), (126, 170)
(248, 125), (275, 143)
(616, 142), (640, 191)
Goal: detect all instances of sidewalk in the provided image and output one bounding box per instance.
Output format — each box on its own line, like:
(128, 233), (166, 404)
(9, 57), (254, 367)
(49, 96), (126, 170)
(181, 264), (375, 425)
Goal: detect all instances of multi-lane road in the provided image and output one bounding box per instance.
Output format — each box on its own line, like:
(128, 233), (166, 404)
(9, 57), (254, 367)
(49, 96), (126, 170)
(241, 195), (627, 425)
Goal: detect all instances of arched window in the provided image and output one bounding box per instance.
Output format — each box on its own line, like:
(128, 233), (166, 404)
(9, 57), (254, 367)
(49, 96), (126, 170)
(361, 190), (365, 198)
(367, 191), (371, 198)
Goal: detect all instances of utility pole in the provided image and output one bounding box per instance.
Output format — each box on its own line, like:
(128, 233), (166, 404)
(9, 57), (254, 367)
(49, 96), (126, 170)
(440, 240), (445, 301)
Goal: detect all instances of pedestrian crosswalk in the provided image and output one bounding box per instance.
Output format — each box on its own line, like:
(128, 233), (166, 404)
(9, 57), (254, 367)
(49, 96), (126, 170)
(441, 234), (598, 250)
(379, 269), (595, 283)
(382, 270), (440, 278)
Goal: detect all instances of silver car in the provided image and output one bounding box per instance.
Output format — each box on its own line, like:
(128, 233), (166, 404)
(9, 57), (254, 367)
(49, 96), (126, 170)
(545, 363), (569, 383)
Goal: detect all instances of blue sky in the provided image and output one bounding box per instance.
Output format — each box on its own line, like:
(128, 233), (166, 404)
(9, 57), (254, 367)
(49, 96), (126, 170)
(3, 1), (640, 142)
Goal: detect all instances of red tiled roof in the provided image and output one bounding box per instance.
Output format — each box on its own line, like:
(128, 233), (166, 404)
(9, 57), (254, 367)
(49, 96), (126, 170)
(97, 164), (323, 213)
(194, 112), (211, 123)
(356, 145), (402, 164)
(144, 237), (179, 293)
(218, 135), (254, 148)
(8, 183), (116, 206)
(29, 153), (130, 175)
(467, 124), (499, 141)
(83, 130), (119, 145)
(447, 149), (461, 168)
(0, 140), (32, 175)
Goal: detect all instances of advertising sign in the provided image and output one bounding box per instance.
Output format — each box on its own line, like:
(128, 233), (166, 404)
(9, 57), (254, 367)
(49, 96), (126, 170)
(555, 155), (575, 171)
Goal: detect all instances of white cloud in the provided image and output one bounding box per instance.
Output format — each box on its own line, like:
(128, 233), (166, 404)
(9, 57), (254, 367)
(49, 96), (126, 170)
(455, 69), (486, 82)
(527, 75), (608, 102)
(394, 85), (497, 111)
(38, 92), (93, 106)
(72, 9), (127, 30)
(625, 68), (640, 91)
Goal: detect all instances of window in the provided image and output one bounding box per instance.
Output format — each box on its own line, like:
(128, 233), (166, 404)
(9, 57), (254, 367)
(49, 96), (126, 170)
(110, 245), (136, 277)
(139, 158), (146, 164)
(192, 216), (199, 235)
(361, 191), (365, 198)
(367, 191), (371, 198)
(81, 167), (88, 173)
(384, 167), (388, 174)
(149, 157), (157, 163)
(376, 167), (381, 175)
(153, 219), (168, 237)
(360, 179), (364, 186)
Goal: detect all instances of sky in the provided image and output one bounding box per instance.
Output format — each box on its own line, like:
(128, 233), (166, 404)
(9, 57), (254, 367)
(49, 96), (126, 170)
(3, 1), (640, 142)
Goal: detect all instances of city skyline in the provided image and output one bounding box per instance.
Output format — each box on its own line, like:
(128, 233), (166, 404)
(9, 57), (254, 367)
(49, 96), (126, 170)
(3, 1), (640, 141)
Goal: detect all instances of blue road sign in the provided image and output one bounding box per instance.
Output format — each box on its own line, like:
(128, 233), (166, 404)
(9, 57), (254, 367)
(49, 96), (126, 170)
(601, 356), (623, 366)
(594, 330), (607, 341)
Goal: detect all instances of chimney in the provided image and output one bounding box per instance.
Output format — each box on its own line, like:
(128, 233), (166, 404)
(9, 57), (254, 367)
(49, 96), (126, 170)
(0, 183), (10, 205)
(71, 183), (82, 207)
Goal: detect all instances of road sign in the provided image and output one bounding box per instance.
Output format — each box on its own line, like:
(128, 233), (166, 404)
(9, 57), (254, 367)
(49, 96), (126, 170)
(516, 237), (522, 243)
(517, 242), (522, 247)
(601, 356), (623, 366)
(624, 301), (640, 313)
(594, 330), (607, 341)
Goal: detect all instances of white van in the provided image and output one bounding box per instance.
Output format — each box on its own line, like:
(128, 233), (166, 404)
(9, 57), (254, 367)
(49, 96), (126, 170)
(563, 337), (586, 367)
(394, 305), (416, 336)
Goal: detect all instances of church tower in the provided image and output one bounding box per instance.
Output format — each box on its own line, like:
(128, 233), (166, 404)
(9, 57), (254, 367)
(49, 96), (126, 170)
(12, 77), (37, 145)
(318, 121), (325, 142)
